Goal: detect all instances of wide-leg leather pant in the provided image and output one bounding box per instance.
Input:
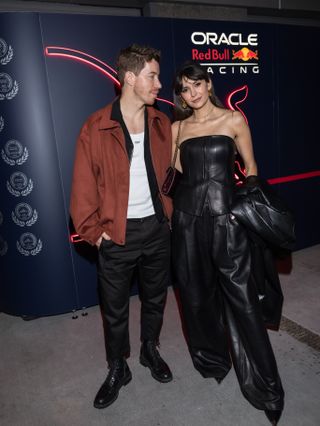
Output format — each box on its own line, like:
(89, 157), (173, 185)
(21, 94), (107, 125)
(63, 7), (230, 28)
(172, 207), (284, 411)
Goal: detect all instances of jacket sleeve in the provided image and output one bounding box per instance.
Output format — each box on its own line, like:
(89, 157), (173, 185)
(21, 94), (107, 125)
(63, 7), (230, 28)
(69, 122), (104, 246)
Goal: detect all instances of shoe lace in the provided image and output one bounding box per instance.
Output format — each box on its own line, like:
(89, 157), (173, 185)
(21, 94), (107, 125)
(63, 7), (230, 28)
(105, 359), (124, 387)
(146, 341), (161, 361)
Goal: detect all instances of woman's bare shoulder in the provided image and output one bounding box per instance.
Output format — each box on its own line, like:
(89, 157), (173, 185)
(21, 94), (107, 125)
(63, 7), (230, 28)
(171, 120), (182, 142)
(230, 109), (246, 124)
(171, 120), (181, 130)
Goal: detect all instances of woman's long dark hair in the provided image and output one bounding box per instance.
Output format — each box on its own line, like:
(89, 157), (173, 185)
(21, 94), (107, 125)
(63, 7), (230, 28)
(173, 61), (224, 120)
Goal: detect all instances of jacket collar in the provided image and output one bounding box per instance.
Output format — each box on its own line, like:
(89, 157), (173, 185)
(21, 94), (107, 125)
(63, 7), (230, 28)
(99, 97), (163, 131)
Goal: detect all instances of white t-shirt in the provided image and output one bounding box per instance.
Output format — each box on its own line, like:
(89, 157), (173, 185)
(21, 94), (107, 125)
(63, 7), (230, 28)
(127, 131), (155, 218)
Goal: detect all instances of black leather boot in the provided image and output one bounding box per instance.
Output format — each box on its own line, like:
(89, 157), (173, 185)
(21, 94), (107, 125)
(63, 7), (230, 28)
(93, 358), (132, 409)
(140, 340), (173, 383)
(264, 409), (282, 425)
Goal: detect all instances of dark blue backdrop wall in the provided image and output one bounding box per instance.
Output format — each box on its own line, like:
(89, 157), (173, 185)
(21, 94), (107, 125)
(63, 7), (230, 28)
(0, 12), (319, 316)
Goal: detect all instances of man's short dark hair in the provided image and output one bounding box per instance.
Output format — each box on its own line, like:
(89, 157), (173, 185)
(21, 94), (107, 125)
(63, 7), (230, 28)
(116, 44), (161, 86)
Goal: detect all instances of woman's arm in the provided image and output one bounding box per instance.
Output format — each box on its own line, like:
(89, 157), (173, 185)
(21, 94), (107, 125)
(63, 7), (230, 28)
(232, 111), (258, 177)
(171, 121), (183, 172)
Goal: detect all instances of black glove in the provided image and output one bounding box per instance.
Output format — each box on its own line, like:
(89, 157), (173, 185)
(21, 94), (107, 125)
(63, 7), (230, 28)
(235, 175), (261, 196)
(244, 175), (261, 188)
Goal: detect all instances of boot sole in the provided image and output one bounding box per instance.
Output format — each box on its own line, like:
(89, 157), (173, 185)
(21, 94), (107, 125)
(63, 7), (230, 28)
(140, 356), (173, 383)
(93, 372), (132, 409)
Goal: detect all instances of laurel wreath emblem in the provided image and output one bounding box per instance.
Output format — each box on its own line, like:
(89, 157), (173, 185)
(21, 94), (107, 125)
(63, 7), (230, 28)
(12, 212), (24, 226)
(6, 80), (19, 100)
(26, 209), (38, 226)
(7, 178), (33, 197)
(31, 239), (42, 255)
(0, 80), (19, 100)
(12, 209), (38, 226)
(7, 181), (20, 196)
(17, 148), (29, 165)
(0, 116), (4, 132)
(1, 150), (15, 165)
(0, 45), (13, 65)
(1, 147), (29, 165)
(12, 209), (38, 227)
(21, 180), (33, 196)
(17, 238), (42, 256)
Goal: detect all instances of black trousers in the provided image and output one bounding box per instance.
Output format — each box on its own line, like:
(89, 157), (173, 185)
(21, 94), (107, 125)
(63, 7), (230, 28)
(97, 215), (171, 363)
(172, 207), (284, 411)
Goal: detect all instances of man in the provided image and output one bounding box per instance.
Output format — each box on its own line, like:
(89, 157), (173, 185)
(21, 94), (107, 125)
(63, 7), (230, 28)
(70, 44), (173, 409)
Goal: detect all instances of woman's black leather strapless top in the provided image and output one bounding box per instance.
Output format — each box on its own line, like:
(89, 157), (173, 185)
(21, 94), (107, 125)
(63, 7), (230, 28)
(174, 135), (236, 216)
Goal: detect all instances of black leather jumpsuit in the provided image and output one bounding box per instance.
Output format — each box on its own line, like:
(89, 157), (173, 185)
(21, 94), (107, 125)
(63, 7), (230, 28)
(172, 135), (284, 411)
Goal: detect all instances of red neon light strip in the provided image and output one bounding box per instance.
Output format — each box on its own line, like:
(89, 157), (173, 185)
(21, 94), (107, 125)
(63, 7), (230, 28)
(235, 160), (246, 179)
(45, 46), (175, 106)
(45, 46), (117, 74)
(156, 97), (175, 107)
(226, 85), (249, 124)
(70, 233), (83, 243)
(45, 48), (121, 86)
(267, 170), (320, 185)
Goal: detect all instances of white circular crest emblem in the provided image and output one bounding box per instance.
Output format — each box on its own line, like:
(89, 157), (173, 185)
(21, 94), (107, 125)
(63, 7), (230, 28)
(0, 73), (18, 100)
(0, 73), (13, 91)
(10, 171), (28, 189)
(12, 202), (38, 226)
(0, 38), (13, 65)
(7, 171), (33, 197)
(5, 140), (23, 158)
(1, 139), (29, 165)
(17, 232), (42, 256)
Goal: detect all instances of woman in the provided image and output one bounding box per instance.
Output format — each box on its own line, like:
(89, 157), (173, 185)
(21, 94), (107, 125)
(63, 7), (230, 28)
(171, 61), (284, 425)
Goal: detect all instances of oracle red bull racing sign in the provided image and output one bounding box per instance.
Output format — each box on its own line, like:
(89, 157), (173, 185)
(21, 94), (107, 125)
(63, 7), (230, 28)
(191, 31), (259, 75)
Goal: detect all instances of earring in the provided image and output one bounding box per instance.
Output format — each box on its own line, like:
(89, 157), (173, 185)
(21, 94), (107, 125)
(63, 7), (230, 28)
(180, 97), (187, 109)
(209, 89), (213, 97)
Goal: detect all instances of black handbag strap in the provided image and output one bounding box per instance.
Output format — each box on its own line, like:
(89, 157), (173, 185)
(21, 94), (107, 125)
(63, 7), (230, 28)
(172, 121), (182, 167)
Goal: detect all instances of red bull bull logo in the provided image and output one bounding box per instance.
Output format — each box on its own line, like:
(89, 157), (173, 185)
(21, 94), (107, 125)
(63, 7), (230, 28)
(232, 47), (258, 61)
